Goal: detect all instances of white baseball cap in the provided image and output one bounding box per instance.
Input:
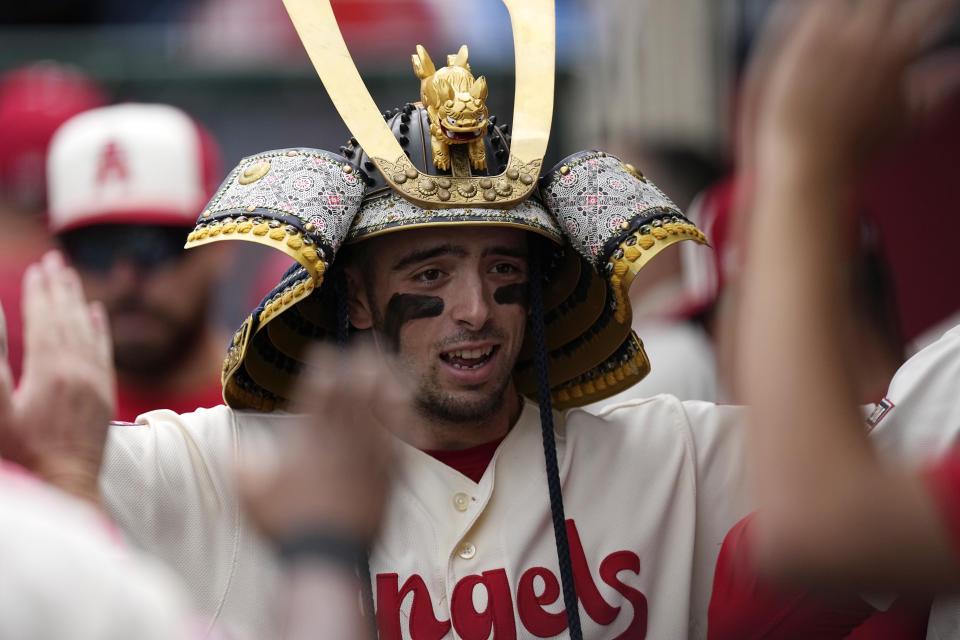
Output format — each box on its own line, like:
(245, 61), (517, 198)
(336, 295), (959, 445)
(47, 103), (221, 234)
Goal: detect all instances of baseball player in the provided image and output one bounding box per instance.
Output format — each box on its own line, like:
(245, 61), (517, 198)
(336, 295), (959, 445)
(0, 4), (953, 640)
(0, 252), (408, 640)
(45, 103), (229, 420)
(92, 4), (756, 634)
(0, 252), (194, 640)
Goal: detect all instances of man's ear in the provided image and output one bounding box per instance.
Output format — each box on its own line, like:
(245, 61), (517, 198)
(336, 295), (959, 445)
(343, 265), (374, 330)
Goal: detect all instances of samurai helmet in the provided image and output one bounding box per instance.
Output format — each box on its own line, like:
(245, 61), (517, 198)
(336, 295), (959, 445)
(186, 9), (706, 410)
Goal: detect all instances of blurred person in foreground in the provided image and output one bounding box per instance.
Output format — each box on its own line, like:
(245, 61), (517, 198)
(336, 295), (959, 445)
(0, 253), (398, 640)
(710, 0), (960, 638)
(46, 103), (230, 420)
(0, 253), (195, 640)
(0, 62), (107, 382)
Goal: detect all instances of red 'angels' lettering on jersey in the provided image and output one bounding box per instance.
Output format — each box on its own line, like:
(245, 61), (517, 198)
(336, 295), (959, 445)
(375, 519), (648, 639)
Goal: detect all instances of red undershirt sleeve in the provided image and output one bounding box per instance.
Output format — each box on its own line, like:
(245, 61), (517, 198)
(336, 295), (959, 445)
(923, 449), (960, 571)
(707, 512), (930, 640)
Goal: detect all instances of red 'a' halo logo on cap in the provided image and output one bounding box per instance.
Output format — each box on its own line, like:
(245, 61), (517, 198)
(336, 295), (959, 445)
(95, 140), (128, 185)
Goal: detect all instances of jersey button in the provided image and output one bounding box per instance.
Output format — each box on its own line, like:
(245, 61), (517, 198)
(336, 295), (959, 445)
(453, 492), (470, 512)
(457, 542), (477, 560)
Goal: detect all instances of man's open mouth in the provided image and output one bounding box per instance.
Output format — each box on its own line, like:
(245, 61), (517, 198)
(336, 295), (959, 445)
(441, 124), (482, 142)
(440, 345), (498, 370)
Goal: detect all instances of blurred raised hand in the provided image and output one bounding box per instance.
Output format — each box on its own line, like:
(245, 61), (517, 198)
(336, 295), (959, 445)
(735, 0), (960, 589)
(238, 343), (410, 547)
(237, 343), (411, 639)
(748, 0), (958, 180)
(0, 251), (115, 506)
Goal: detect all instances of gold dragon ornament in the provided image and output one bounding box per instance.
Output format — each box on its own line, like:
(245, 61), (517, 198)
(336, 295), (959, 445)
(412, 44), (489, 171)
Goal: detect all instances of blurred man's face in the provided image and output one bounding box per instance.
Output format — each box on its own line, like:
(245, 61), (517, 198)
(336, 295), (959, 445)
(60, 224), (217, 378)
(348, 227), (529, 425)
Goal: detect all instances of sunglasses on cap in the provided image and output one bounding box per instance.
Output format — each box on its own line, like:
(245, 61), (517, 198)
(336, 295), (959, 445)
(58, 224), (192, 273)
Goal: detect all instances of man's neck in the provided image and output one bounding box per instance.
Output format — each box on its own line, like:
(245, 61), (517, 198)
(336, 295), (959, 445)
(392, 387), (524, 451)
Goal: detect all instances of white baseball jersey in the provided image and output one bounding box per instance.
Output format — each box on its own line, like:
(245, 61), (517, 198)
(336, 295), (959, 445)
(0, 463), (193, 640)
(861, 323), (960, 640)
(868, 323), (960, 464)
(101, 396), (750, 639)
(101, 409), (285, 640)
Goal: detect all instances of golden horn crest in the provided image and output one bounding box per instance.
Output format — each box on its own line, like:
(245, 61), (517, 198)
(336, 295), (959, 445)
(415, 44), (489, 172)
(281, 0), (555, 209)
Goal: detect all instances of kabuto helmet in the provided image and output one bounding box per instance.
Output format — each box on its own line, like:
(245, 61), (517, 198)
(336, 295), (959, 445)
(185, 0), (708, 635)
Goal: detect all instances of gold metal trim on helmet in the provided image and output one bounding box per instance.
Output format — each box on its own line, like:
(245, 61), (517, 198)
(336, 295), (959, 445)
(187, 222), (327, 283)
(551, 333), (651, 410)
(281, 0), (555, 210)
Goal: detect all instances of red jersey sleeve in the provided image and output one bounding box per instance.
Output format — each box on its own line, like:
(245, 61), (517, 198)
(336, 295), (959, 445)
(708, 513), (928, 640)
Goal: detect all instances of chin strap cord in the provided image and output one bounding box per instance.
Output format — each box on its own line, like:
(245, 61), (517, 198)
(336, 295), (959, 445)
(528, 241), (584, 639)
(335, 268), (351, 348)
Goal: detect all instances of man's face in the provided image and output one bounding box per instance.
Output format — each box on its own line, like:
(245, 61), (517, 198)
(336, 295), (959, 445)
(60, 224), (220, 377)
(350, 227), (529, 425)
